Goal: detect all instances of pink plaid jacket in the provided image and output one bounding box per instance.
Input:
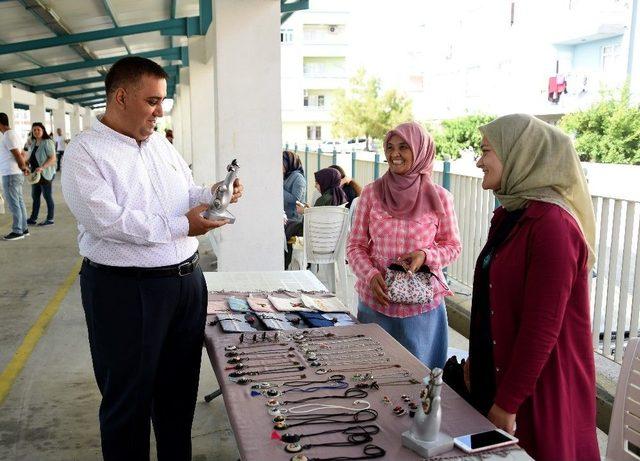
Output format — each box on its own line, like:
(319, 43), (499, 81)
(347, 183), (461, 318)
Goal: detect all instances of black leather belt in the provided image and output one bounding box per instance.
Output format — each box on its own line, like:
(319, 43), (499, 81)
(83, 252), (200, 278)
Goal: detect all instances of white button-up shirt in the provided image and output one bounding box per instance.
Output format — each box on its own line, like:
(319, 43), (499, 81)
(61, 118), (212, 267)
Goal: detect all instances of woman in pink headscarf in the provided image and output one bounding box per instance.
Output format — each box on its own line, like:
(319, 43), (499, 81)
(347, 122), (461, 368)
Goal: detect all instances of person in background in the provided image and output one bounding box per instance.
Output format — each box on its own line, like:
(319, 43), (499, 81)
(165, 129), (174, 144)
(347, 122), (461, 369)
(0, 112), (30, 240)
(26, 122), (57, 226)
(283, 150), (306, 269)
(329, 164), (362, 209)
(54, 128), (65, 171)
(467, 114), (599, 460)
(296, 167), (347, 212)
(286, 167), (348, 266)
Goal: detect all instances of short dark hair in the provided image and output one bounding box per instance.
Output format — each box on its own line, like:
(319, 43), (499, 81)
(104, 56), (168, 99)
(0, 112), (9, 126)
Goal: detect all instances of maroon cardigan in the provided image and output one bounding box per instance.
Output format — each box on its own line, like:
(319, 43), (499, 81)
(482, 201), (599, 461)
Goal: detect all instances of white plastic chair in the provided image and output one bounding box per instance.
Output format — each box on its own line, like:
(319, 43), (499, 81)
(348, 196), (360, 231)
(302, 206), (350, 305)
(608, 337), (640, 460)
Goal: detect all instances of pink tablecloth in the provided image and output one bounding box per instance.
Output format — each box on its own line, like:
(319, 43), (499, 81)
(204, 322), (529, 461)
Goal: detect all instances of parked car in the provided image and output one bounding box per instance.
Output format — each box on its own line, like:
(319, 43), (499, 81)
(320, 140), (344, 153)
(346, 137), (367, 150)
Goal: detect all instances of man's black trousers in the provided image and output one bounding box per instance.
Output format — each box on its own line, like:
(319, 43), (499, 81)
(80, 260), (207, 461)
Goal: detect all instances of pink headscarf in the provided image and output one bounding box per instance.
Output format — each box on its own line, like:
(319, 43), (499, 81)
(373, 122), (445, 220)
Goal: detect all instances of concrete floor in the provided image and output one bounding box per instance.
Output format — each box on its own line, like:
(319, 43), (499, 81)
(0, 177), (608, 460)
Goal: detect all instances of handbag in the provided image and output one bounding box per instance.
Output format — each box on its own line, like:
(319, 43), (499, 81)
(384, 263), (443, 305)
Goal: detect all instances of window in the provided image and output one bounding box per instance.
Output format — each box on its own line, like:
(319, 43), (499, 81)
(602, 44), (622, 72)
(317, 95), (325, 107)
(280, 28), (293, 43)
(306, 125), (321, 140)
(303, 94), (309, 107)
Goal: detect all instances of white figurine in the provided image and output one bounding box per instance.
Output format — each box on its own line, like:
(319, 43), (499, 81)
(402, 367), (454, 457)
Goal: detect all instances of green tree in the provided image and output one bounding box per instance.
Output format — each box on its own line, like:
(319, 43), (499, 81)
(426, 114), (495, 160)
(559, 85), (640, 164)
(332, 68), (413, 150)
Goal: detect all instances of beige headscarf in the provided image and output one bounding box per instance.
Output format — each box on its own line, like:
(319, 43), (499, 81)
(479, 114), (596, 268)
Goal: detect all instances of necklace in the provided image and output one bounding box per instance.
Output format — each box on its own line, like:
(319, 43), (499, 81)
(231, 373), (306, 385)
(272, 408), (378, 430)
(224, 341), (289, 352)
(228, 365), (305, 378)
(288, 444), (386, 461)
(280, 424), (380, 454)
(225, 359), (300, 371)
(256, 375), (348, 396)
(267, 388), (367, 407)
(351, 370), (410, 381)
(283, 400), (371, 415)
(225, 347), (295, 357)
(227, 352), (296, 364)
(315, 364), (401, 375)
(309, 358), (389, 368)
(355, 378), (421, 390)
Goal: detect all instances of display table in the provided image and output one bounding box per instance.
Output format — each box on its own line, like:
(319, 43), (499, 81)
(204, 270), (327, 293)
(203, 271), (532, 461)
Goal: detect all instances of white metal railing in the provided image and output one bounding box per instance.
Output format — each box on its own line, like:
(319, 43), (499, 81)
(290, 146), (640, 363)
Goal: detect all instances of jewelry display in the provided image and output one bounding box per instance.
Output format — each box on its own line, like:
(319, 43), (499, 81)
(402, 368), (453, 457)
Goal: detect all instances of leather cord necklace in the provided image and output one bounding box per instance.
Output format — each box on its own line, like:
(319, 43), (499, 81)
(272, 408), (378, 430)
(281, 424), (380, 454)
(253, 375), (347, 392)
(288, 444), (386, 461)
(258, 375), (349, 396)
(267, 388), (367, 407)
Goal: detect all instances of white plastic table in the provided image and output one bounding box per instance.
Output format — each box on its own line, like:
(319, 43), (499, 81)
(203, 269), (327, 293)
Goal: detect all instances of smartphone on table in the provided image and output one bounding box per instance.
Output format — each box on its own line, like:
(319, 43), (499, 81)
(453, 429), (518, 453)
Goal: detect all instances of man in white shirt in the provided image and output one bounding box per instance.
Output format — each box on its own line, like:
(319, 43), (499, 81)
(0, 112), (30, 240)
(61, 57), (243, 461)
(54, 127), (65, 171)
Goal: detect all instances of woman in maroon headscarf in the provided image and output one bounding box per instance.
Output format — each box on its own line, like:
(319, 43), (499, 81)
(347, 122), (461, 368)
(295, 167), (347, 213)
(288, 168), (348, 266)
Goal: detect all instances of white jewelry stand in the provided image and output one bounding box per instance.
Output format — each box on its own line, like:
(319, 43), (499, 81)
(402, 368), (454, 457)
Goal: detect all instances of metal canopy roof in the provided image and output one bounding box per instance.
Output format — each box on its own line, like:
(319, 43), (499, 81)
(0, 0), (308, 109)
